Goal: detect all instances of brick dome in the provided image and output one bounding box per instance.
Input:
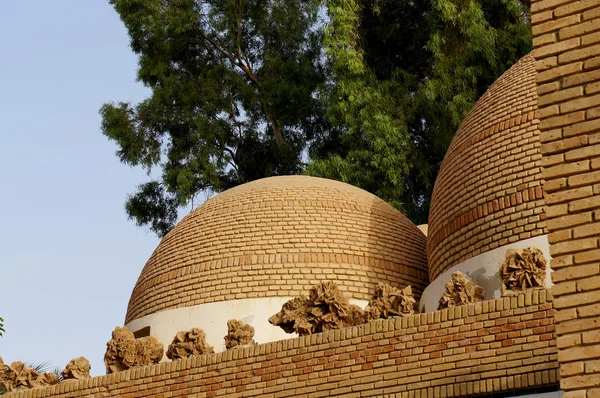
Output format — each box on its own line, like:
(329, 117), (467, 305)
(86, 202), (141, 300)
(126, 176), (428, 324)
(427, 53), (548, 282)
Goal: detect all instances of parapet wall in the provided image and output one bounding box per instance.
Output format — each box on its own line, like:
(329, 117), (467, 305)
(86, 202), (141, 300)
(7, 291), (557, 398)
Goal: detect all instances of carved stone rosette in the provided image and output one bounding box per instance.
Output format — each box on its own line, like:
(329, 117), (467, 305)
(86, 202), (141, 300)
(224, 320), (257, 350)
(269, 281), (368, 336)
(61, 357), (91, 381)
(166, 328), (214, 360)
(364, 283), (416, 319)
(104, 326), (164, 374)
(438, 271), (484, 310)
(500, 247), (547, 295)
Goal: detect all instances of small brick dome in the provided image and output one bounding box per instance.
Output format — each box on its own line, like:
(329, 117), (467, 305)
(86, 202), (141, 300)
(427, 53), (548, 282)
(126, 176), (428, 324)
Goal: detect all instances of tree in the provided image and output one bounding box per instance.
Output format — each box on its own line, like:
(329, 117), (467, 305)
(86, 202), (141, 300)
(104, 0), (532, 235)
(308, 0), (532, 223)
(0, 317), (4, 336)
(102, 0), (328, 236)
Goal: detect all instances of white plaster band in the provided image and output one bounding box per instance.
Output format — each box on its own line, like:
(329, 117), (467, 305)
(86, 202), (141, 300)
(125, 296), (368, 360)
(419, 235), (552, 313)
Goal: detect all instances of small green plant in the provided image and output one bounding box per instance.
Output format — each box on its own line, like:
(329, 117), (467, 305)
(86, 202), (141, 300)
(0, 317), (4, 336)
(24, 362), (63, 381)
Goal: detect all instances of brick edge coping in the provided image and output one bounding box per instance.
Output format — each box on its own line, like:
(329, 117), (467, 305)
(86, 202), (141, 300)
(7, 289), (555, 398)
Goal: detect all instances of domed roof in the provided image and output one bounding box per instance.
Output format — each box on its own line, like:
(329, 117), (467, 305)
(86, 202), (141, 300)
(126, 176), (428, 324)
(427, 53), (547, 282)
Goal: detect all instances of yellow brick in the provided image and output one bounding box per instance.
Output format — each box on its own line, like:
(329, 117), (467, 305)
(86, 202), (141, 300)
(550, 237), (598, 256)
(561, 93), (600, 113)
(545, 186), (593, 204)
(543, 160), (590, 180)
(564, 119), (600, 137)
(538, 86), (584, 106)
(559, 18), (600, 40)
(569, 195), (600, 212)
(559, 43), (600, 65)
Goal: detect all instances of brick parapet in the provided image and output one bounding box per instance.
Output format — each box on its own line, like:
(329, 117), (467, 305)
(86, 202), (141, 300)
(531, 0), (600, 396)
(8, 291), (557, 398)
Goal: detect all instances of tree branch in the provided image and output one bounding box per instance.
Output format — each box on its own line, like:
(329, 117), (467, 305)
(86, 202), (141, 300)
(198, 31), (241, 68)
(198, 2), (285, 147)
(236, 0), (244, 64)
(234, 0), (285, 147)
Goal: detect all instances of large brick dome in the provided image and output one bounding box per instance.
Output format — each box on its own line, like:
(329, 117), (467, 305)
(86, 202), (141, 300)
(427, 53), (548, 283)
(126, 176), (428, 324)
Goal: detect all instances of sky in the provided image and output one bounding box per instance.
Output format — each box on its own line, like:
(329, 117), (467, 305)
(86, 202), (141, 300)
(0, 1), (163, 375)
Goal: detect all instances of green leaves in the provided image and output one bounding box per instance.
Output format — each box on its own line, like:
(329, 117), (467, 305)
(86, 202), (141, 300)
(0, 317), (4, 336)
(426, 0), (532, 122)
(103, 0), (326, 236)
(100, 102), (162, 171)
(309, 0), (532, 223)
(308, 0), (412, 210)
(125, 181), (180, 238)
(103, 0), (532, 234)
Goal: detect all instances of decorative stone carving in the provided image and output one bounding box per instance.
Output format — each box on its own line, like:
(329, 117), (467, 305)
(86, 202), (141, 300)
(269, 296), (312, 335)
(0, 357), (60, 392)
(438, 271), (484, 310)
(166, 328), (214, 360)
(60, 357), (91, 381)
(224, 320), (257, 349)
(104, 326), (164, 374)
(500, 247), (547, 295)
(365, 283), (416, 318)
(269, 281), (367, 335)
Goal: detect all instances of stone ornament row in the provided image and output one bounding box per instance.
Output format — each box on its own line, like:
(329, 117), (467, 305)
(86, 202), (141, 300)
(102, 281), (418, 373)
(438, 246), (547, 309)
(104, 319), (258, 374)
(0, 357), (90, 393)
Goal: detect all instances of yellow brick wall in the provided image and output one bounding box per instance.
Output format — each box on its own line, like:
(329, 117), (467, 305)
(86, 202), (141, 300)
(531, 0), (600, 396)
(7, 292), (557, 398)
(428, 53), (547, 282)
(126, 176), (429, 324)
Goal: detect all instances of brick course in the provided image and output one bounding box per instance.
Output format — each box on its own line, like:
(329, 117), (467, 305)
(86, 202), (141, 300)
(532, 0), (600, 396)
(7, 291), (557, 398)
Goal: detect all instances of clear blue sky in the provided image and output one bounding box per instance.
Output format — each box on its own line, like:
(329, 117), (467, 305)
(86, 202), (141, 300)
(0, 1), (162, 375)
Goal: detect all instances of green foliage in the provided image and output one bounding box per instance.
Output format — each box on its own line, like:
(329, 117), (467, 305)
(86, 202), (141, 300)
(21, 362), (63, 382)
(308, 0), (532, 223)
(0, 317), (4, 336)
(307, 0), (410, 210)
(104, 0), (532, 233)
(426, 0), (532, 126)
(102, 0), (327, 236)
